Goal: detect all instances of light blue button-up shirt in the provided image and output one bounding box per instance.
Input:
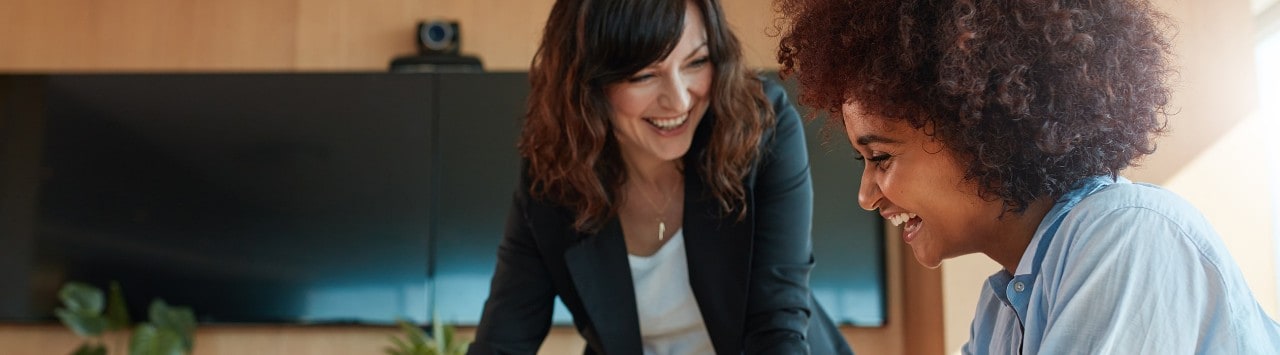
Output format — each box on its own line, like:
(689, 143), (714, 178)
(963, 176), (1280, 354)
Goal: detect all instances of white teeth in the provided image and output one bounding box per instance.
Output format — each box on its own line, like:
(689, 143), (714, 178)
(888, 212), (917, 227)
(648, 115), (687, 129)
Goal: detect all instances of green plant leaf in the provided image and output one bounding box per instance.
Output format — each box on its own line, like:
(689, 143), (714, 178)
(425, 313), (468, 355)
(442, 323), (456, 350)
(71, 342), (108, 355)
(398, 320), (429, 348)
(386, 335), (411, 355)
(55, 308), (108, 337)
(380, 315), (471, 355)
(59, 282), (104, 315)
(456, 341), (471, 354)
(70, 341), (107, 355)
(448, 340), (470, 355)
(130, 324), (185, 355)
(105, 281), (132, 330)
(432, 314), (444, 355)
(387, 319), (448, 355)
(148, 299), (196, 351)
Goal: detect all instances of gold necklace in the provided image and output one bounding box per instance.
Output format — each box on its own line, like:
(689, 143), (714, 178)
(639, 181), (680, 241)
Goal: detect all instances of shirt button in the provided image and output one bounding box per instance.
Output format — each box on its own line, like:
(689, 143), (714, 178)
(1014, 281), (1025, 292)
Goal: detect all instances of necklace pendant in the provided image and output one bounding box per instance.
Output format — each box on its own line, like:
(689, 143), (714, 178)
(658, 221), (666, 241)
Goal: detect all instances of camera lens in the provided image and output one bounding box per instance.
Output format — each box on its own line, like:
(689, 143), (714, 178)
(427, 24), (448, 42)
(421, 21), (454, 52)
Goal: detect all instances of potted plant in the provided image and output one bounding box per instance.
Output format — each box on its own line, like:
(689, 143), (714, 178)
(383, 314), (469, 355)
(54, 281), (196, 355)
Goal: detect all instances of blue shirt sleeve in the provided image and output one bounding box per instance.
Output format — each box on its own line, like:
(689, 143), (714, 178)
(1032, 186), (1280, 354)
(965, 181), (1280, 354)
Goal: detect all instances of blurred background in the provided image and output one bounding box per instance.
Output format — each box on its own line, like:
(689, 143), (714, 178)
(0, 0), (1276, 354)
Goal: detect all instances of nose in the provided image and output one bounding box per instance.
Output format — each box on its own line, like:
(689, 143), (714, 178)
(857, 167), (882, 211)
(657, 71), (693, 113)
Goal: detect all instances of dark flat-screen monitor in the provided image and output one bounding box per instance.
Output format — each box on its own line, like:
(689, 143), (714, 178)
(0, 73), (884, 326)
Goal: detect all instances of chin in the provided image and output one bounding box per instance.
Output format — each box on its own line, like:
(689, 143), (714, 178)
(658, 143), (694, 161)
(916, 259), (943, 270)
(910, 247), (943, 269)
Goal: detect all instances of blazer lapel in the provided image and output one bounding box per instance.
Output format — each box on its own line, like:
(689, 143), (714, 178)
(682, 153), (753, 355)
(563, 219), (643, 355)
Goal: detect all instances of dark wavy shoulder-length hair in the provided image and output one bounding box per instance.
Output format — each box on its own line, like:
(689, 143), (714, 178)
(522, 0), (771, 233)
(775, 0), (1173, 213)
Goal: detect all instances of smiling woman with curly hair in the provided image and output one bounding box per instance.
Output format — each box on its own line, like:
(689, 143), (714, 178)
(776, 0), (1280, 353)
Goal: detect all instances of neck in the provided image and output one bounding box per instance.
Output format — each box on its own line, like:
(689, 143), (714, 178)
(982, 196), (1056, 275)
(621, 152), (682, 189)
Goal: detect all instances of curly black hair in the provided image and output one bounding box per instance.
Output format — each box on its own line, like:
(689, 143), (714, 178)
(776, 0), (1174, 212)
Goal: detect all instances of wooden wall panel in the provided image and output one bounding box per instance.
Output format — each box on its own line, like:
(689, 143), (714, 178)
(0, 0), (785, 72)
(172, 0), (298, 70)
(901, 242), (945, 354)
(841, 227), (907, 355)
(0, 0), (98, 70)
(426, 0), (554, 71)
(722, 0), (783, 70)
(294, 0), (423, 70)
(0, 324), (583, 355)
(0, 0), (298, 72)
(428, 0), (785, 71)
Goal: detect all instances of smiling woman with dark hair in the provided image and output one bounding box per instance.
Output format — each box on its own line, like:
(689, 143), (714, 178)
(466, 0), (854, 354)
(776, 0), (1280, 353)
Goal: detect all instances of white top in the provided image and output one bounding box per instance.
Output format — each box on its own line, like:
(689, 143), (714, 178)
(627, 229), (715, 355)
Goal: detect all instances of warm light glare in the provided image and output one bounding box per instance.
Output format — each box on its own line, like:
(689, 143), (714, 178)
(1260, 32), (1280, 311)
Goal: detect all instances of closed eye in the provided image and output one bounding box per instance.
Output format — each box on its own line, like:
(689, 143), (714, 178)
(627, 73), (656, 83)
(855, 152), (893, 171)
(853, 153), (890, 162)
(686, 56), (710, 69)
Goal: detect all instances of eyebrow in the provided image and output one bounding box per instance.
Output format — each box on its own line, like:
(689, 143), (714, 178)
(682, 42), (709, 61)
(639, 42), (709, 71)
(855, 134), (901, 146)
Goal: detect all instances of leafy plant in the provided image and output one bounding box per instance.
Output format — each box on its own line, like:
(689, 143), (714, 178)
(55, 281), (196, 355)
(384, 315), (469, 355)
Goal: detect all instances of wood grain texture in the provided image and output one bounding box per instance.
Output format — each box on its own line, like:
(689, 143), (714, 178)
(293, 0), (422, 70)
(0, 324), (584, 355)
(722, 0), (784, 70)
(900, 230), (945, 355)
(0, 0), (785, 72)
(424, 0), (553, 71)
(0, 0), (297, 72)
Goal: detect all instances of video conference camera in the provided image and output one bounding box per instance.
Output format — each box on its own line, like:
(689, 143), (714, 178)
(390, 20), (483, 73)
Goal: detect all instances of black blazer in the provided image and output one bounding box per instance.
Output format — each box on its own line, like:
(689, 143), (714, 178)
(468, 79), (855, 355)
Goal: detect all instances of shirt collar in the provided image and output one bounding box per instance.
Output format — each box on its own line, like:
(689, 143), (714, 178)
(1012, 175), (1128, 276)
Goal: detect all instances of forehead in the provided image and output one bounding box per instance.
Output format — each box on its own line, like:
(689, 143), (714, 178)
(653, 2), (706, 63)
(681, 1), (706, 38)
(841, 102), (903, 138)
